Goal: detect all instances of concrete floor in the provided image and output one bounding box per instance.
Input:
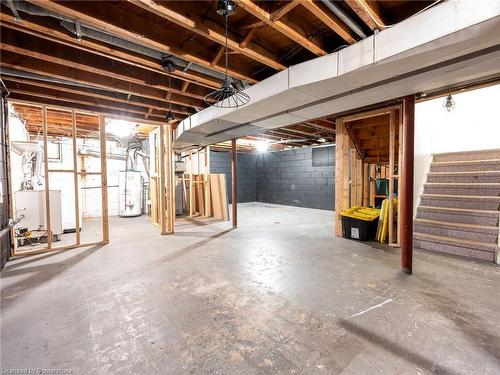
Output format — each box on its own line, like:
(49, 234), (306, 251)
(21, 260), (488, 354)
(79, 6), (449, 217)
(1, 203), (499, 374)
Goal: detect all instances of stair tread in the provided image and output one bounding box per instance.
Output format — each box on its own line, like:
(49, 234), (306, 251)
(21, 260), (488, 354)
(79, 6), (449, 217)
(414, 232), (498, 251)
(431, 159), (500, 165)
(418, 206), (500, 215)
(414, 218), (498, 231)
(432, 149), (500, 157)
(428, 170), (500, 175)
(421, 194), (500, 200)
(424, 182), (500, 186)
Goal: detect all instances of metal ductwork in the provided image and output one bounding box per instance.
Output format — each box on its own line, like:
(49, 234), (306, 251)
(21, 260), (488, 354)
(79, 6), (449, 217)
(174, 0), (500, 150)
(320, 0), (367, 39)
(13, 1), (237, 84)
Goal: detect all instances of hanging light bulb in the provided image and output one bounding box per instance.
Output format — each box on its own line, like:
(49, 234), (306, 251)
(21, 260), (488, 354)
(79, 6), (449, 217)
(162, 56), (176, 122)
(166, 110), (175, 122)
(204, 1), (250, 109)
(443, 94), (455, 112)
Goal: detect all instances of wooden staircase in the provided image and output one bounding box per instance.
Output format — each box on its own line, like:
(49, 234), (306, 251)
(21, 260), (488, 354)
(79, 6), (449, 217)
(414, 149), (500, 263)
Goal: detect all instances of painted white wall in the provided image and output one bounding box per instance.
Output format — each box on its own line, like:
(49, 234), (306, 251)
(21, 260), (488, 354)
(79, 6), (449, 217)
(414, 84), (500, 212)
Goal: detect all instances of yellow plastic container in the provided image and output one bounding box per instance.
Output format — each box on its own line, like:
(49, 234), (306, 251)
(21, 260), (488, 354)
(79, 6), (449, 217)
(341, 206), (380, 221)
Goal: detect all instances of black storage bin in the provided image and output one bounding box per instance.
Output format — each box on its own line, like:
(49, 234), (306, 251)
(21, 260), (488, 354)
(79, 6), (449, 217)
(341, 216), (378, 241)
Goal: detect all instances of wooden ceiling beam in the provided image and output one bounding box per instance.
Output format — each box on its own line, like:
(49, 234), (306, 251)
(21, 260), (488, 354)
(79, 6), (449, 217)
(9, 94), (166, 124)
(271, 1), (301, 22)
(9, 88), (155, 118)
(234, 0), (327, 56)
(211, 46), (226, 67)
(129, 0), (285, 71)
(0, 12), (222, 90)
(25, 0), (257, 83)
(300, 0), (356, 44)
(344, 0), (386, 31)
(0, 56), (198, 112)
(239, 27), (258, 49)
(3, 77), (192, 116)
(0, 31), (207, 106)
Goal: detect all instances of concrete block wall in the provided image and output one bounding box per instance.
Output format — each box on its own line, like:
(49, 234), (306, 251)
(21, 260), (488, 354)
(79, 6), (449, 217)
(210, 151), (257, 203)
(210, 146), (335, 210)
(257, 146), (335, 210)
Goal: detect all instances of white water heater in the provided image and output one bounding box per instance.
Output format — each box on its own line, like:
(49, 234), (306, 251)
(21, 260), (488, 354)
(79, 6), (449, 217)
(118, 170), (142, 217)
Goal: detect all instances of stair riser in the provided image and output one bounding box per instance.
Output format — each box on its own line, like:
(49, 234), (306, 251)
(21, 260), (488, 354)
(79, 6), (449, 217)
(427, 175), (500, 183)
(414, 224), (498, 243)
(423, 186), (500, 196)
(430, 162), (500, 173)
(414, 239), (496, 262)
(416, 210), (499, 226)
(419, 198), (500, 211)
(433, 150), (500, 162)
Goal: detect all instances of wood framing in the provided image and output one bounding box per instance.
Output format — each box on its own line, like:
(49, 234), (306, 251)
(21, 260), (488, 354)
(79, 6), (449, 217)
(334, 117), (349, 237)
(9, 101), (110, 257)
(388, 108), (396, 245)
(42, 106), (52, 249)
(159, 123), (167, 234)
(300, 0), (356, 44)
(99, 115), (109, 243)
(234, 0), (327, 56)
(130, 0), (285, 71)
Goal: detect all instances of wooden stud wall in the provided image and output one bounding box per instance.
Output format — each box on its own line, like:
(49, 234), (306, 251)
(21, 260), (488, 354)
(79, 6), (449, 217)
(10, 102), (109, 257)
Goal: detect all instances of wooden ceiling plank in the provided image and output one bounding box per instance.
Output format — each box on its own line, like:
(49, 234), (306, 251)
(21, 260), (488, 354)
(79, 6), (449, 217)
(300, 0), (356, 44)
(129, 0), (285, 71)
(25, 0), (257, 83)
(234, 0), (327, 56)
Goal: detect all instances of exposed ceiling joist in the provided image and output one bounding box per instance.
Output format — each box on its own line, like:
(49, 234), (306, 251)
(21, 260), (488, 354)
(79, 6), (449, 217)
(2, 77), (192, 116)
(344, 0), (386, 31)
(0, 12), (222, 90)
(25, 0), (258, 83)
(234, 0), (327, 56)
(300, 0), (356, 44)
(271, 1), (300, 22)
(129, 0), (285, 71)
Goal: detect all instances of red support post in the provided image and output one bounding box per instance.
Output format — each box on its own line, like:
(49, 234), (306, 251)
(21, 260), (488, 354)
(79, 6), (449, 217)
(401, 95), (415, 274)
(231, 139), (237, 228)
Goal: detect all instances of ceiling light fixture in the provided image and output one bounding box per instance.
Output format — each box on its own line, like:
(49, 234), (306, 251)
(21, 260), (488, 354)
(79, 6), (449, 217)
(162, 56), (176, 122)
(256, 141), (269, 153)
(204, 0), (250, 109)
(443, 93), (455, 112)
(317, 137), (326, 143)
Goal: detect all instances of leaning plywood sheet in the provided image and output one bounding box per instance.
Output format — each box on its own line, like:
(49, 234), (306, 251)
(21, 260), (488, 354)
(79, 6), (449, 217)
(210, 174), (229, 221)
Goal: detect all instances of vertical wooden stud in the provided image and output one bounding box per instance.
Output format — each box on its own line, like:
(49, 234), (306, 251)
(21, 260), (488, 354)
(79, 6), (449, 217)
(362, 163), (369, 206)
(369, 164), (376, 207)
(72, 111), (81, 245)
(388, 108), (396, 245)
(204, 146), (211, 217)
(166, 124), (174, 233)
(335, 118), (349, 237)
(42, 106), (52, 249)
(159, 123), (167, 234)
(99, 115), (109, 242)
